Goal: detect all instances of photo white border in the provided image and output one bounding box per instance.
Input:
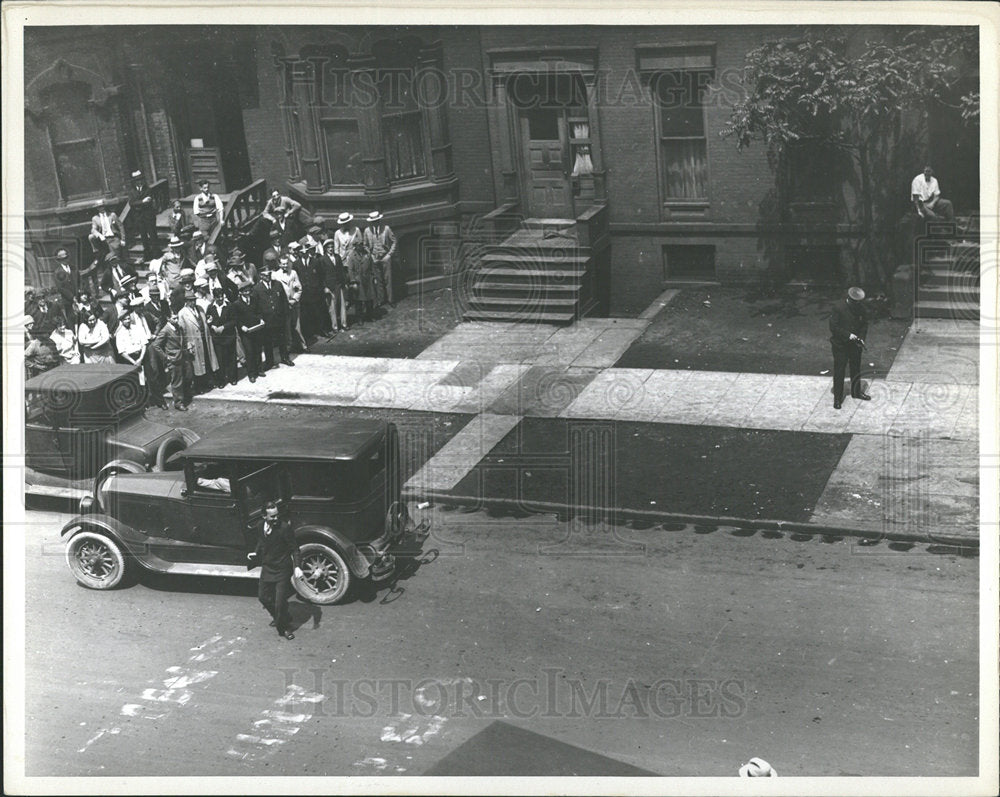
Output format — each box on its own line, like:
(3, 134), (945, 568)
(3, 2), (997, 795)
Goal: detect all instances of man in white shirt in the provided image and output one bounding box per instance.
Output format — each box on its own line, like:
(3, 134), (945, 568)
(192, 179), (224, 238)
(911, 166), (954, 221)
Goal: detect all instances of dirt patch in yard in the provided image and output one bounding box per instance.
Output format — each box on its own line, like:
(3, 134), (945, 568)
(615, 286), (910, 378)
(308, 287), (464, 359)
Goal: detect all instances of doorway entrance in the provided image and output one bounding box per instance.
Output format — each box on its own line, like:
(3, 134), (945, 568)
(162, 41), (253, 196)
(512, 74), (589, 219)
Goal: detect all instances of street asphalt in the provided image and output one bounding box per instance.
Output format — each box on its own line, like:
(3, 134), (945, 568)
(20, 504), (979, 778)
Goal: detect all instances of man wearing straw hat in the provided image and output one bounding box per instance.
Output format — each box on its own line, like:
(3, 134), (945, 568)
(364, 210), (397, 307)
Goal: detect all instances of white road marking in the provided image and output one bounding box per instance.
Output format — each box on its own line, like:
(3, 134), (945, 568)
(227, 684), (324, 764)
(78, 634), (243, 754)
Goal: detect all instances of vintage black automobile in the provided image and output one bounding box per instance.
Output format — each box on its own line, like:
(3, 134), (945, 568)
(60, 419), (413, 605)
(25, 364), (198, 504)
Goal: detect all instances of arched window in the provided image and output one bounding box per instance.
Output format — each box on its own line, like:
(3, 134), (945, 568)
(43, 81), (105, 201)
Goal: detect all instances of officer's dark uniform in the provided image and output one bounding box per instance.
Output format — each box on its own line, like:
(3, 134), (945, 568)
(251, 273), (291, 369)
(829, 298), (869, 407)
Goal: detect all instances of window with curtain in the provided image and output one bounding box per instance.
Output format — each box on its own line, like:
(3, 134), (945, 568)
(45, 81), (104, 200)
(655, 70), (711, 202)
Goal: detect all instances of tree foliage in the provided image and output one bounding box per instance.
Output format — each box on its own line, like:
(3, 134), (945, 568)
(724, 26), (979, 285)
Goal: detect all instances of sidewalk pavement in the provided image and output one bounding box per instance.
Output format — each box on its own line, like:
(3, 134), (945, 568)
(198, 307), (980, 543)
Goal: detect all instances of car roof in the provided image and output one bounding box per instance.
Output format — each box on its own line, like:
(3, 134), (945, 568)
(25, 363), (139, 393)
(175, 419), (389, 462)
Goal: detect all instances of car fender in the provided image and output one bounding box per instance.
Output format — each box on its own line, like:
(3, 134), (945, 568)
(60, 513), (147, 553)
(294, 524), (371, 579)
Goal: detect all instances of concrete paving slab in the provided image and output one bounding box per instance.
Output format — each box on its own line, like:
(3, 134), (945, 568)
(352, 371), (444, 409)
(386, 358), (460, 373)
(800, 388), (862, 432)
(572, 327), (648, 369)
(844, 380), (912, 436)
(889, 383), (971, 438)
(701, 372), (775, 427)
(886, 323), (979, 385)
(560, 368), (654, 419)
(743, 375), (830, 431)
(533, 325), (605, 366)
(810, 434), (979, 538)
(488, 365), (600, 417)
(439, 360), (497, 388)
(407, 385), (475, 413)
(404, 413), (521, 491)
(655, 371), (739, 425)
(952, 385), (980, 441)
(451, 364), (530, 414)
(615, 369), (693, 422)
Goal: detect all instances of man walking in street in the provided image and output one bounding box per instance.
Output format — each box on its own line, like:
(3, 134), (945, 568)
(247, 500), (303, 640)
(829, 286), (871, 409)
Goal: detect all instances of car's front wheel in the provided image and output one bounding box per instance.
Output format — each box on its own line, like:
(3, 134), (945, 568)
(293, 543), (351, 605)
(66, 530), (128, 590)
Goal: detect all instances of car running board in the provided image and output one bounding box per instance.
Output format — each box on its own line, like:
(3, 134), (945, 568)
(133, 551), (257, 579)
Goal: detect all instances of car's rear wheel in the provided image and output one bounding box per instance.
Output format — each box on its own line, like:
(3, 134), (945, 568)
(66, 530), (128, 590)
(293, 543), (351, 605)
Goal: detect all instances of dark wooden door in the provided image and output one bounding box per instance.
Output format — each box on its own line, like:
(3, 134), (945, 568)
(520, 108), (573, 219)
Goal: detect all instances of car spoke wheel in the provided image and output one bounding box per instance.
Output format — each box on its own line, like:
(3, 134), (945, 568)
(293, 543), (351, 605)
(66, 530), (127, 590)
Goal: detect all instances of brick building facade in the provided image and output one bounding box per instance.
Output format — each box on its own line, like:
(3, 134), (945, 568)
(23, 25), (974, 314)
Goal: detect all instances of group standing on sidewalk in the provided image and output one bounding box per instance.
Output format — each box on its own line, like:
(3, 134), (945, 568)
(29, 178), (398, 413)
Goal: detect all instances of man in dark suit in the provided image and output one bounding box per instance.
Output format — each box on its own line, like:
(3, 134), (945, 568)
(295, 228), (327, 340)
(829, 286), (872, 409)
(101, 252), (138, 297)
(140, 282), (167, 334)
(51, 247), (80, 324)
(206, 286), (238, 385)
(320, 238), (349, 333)
(232, 284), (265, 383)
(247, 500), (303, 640)
(251, 261), (293, 370)
(127, 169), (158, 259)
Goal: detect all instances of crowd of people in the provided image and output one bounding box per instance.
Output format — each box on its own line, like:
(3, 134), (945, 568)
(25, 179), (398, 413)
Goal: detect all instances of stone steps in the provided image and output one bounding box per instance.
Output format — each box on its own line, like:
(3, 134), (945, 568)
(463, 216), (596, 324)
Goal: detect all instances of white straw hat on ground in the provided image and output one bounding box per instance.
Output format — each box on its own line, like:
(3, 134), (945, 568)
(738, 757), (777, 777)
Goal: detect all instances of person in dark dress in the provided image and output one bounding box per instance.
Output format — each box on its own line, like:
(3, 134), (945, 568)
(247, 501), (303, 640)
(829, 286), (872, 409)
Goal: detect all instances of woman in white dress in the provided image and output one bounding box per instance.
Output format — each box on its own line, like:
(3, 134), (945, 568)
(49, 316), (81, 364)
(77, 310), (115, 363)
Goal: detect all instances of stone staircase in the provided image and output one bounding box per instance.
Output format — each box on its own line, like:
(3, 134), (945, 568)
(914, 214), (980, 321)
(463, 217), (600, 324)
